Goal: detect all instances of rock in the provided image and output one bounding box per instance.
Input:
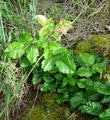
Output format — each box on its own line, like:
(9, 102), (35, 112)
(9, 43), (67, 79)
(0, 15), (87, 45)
(74, 34), (110, 59)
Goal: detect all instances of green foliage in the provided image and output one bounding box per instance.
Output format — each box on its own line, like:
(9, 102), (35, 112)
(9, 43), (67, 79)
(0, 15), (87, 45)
(70, 92), (87, 109)
(77, 78), (93, 89)
(5, 15), (110, 119)
(79, 52), (95, 66)
(97, 81), (110, 95)
(99, 108), (110, 120)
(5, 42), (25, 59)
(79, 101), (102, 116)
(76, 67), (92, 77)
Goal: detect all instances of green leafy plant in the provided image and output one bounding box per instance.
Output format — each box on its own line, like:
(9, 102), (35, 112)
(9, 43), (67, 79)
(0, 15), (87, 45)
(5, 15), (110, 120)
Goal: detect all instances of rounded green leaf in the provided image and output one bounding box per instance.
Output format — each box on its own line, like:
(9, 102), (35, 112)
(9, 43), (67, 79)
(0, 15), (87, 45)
(56, 55), (76, 74)
(43, 41), (69, 59)
(79, 101), (102, 116)
(68, 78), (76, 86)
(77, 78), (93, 88)
(20, 32), (33, 45)
(97, 81), (110, 95)
(62, 77), (68, 87)
(76, 67), (92, 77)
(5, 42), (25, 59)
(20, 57), (31, 68)
(99, 107), (110, 119)
(57, 93), (69, 104)
(101, 96), (110, 103)
(26, 45), (39, 64)
(40, 83), (56, 92)
(43, 73), (54, 83)
(62, 77), (75, 87)
(42, 57), (54, 71)
(32, 73), (42, 85)
(70, 92), (86, 109)
(92, 63), (105, 73)
(40, 83), (50, 92)
(79, 52), (95, 66)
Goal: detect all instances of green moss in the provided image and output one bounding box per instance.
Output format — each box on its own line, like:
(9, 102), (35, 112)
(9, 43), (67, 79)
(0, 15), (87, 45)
(19, 93), (76, 120)
(74, 34), (110, 58)
(74, 41), (91, 54)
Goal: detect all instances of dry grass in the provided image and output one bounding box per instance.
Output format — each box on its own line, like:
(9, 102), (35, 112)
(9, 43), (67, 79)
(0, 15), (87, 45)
(38, 0), (110, 48)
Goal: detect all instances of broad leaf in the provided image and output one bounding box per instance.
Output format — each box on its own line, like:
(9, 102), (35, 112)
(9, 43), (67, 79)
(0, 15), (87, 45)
(20, 57), (31, 68)
(43, 41), (72, 60)
(20, 32), (33, 46)
(70, 92), (86, 109)
(57, 86), (79, 94)
(42, 57), (54, 71)
(85, 86), (102, 101)
(62, 77), (75, 87)
(94, 81), (102, 89)
(101, 96), (110, 103)
(88, 93), (102, 101)
(92, 63), (105, 73)
(97, 81), (110, 95)
(68, 77), (76, 86)
(40, 82), (56, 92)
(77, 78), (93, 88)
(43, 73), (54, 83)
(79, 52), (95, 66)
(39, 23), (54, 36)
(57, 93), (69, 104)
(56, 55), (76, 74)
(40, 83), (51, 92)
(26, 45), (39, 64)
(5, 42), (25, 59)
(43, 41), (62, 59)
(62, 77), (68, 87)
(79, 101), (102, 116)
(96, 56), (109, 67)
(76, 67), (92, 77)
(99, 107), (110, 120)
(32, 73), (42, 85)
(57, 87), (69, 93)
(55, 74), (63, 81)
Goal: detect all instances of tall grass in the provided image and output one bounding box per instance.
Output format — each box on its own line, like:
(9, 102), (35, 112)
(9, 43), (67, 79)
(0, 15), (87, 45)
(0, 3), (24, 118)
(0, 0), (38, 119)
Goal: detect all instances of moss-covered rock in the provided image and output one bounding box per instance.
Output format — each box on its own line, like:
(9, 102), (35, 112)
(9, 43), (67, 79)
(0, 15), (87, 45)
(74, 34), (110, 58)
(19, 93), (76, 120)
